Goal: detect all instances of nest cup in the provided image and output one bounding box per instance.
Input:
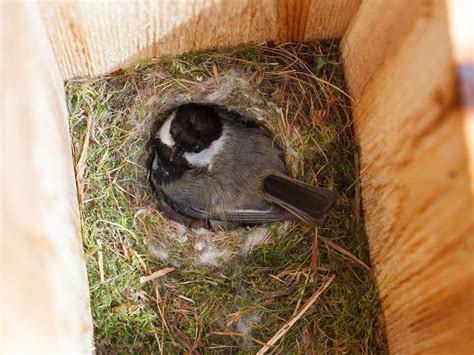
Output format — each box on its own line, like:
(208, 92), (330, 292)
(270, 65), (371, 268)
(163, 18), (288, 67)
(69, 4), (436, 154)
(64, 42), (387, 353)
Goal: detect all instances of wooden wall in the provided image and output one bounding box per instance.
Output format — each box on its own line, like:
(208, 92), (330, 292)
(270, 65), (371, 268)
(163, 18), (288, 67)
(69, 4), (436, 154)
(341, 0), (474, 353)
(39, 0), (361, 80)
(1, 2), (93, 352)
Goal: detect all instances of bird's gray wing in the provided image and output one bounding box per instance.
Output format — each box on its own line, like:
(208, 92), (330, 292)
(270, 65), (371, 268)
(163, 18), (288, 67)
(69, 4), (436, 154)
(165, 195), (293, 224)
(162, 195), (209, 220)
(222, 206), (295, 224)
(262, 172), (337, 225)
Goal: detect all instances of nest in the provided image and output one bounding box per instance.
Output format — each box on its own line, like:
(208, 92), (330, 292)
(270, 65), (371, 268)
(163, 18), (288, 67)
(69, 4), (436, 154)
(66, 41), (386, 354)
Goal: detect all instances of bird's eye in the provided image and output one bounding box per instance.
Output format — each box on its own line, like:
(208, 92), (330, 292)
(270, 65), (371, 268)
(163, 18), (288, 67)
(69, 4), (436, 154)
(194, 144), (203, 152)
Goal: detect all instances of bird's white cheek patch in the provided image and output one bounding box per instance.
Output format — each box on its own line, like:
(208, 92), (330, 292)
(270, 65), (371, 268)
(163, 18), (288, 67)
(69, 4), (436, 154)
(158, 112), (175, 147)
(184, 133), (227, 168)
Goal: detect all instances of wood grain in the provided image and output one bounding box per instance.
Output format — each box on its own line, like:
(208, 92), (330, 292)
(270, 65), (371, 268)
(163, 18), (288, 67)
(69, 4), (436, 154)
(39, 0), (360, 80)
(1, 2), (93, 352)
(342, 0), (474, 353)
(341, 0), (429, 102)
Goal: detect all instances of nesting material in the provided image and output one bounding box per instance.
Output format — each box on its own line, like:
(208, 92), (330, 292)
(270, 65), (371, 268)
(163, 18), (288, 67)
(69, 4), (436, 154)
(66, 42), (387, 353)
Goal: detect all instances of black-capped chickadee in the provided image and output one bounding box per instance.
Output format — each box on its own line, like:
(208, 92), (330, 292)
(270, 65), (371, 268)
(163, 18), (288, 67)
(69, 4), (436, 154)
(148, 103), (337, 228)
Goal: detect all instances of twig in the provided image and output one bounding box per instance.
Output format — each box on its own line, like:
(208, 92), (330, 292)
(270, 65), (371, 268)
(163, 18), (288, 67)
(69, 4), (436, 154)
(97, 239), (105, 282)
(76, 113), (92, 207)
(132, 249), (150, 273)
(291, 270), (311, 317)
(310, 227), (318, 273)
(121, 241), (130, 260)
(209, 331), (270, 347)
(307, 321), (317, 355)
(212, 63), (220, 87)
(257, 275), (335, 354)
(178, 295), (196, 304)
(225, 307), (256, 327)
(321, 237), (371, 272)
(354, 152), (361, 226)
(140, 267), (175, 283)
(155, 285), (171, 334)
(153, 330), (164, 355)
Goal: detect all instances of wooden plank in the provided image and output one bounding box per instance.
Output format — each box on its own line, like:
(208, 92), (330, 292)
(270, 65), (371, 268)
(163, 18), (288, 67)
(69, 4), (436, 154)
(39, 0), (360, 80)
(278, 0), (361, 42)
(0, 2), (93, 352)
(341, 0), (474, 353)
(341, 0), (428, 103)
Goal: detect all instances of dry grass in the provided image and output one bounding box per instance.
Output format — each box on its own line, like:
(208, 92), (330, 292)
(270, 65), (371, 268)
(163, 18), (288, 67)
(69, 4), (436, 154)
(66, 41), (387, 354)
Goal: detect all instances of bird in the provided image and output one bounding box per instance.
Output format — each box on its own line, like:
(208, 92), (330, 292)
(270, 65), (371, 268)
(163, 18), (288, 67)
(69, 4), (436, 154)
(148, 102), (337, 228)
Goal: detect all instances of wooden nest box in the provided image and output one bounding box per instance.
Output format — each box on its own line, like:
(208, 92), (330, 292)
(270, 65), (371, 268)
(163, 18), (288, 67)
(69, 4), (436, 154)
(2, 1), (473, 353)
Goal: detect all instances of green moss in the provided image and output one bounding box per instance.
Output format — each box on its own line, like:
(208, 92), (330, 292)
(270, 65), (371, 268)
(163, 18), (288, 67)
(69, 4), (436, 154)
(66, 41), (387, 354)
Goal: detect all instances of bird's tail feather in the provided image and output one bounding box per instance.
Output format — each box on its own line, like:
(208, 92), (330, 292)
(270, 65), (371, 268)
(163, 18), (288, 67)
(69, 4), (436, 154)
(262, 173), (337, 225)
